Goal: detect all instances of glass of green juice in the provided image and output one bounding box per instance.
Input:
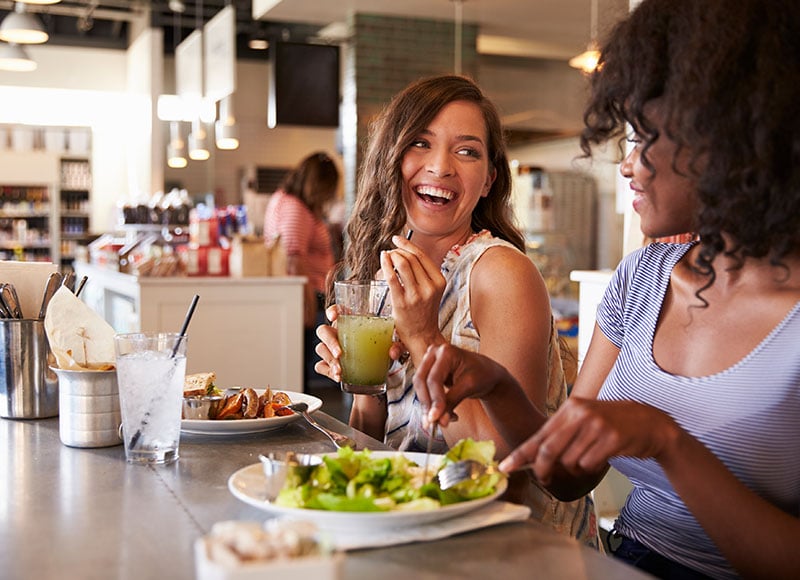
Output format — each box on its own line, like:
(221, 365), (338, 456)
(334, 280), (395, 395)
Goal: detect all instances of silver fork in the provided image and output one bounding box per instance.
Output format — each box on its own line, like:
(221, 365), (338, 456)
(437, 459), (502, 490)
(287, 402), (357, 449)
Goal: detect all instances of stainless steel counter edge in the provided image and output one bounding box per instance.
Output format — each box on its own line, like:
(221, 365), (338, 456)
(1, 412), (651, 580)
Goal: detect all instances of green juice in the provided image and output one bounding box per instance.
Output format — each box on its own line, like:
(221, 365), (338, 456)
(338, 314), (395, 387)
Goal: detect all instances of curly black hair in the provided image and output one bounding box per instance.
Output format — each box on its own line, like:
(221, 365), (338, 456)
(580, 0), (800, 281)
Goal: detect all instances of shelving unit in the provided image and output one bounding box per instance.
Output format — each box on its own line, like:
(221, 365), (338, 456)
(0, 125), (93, 271)
(58, 158), (92, 271)
(0, 185), (55, 262)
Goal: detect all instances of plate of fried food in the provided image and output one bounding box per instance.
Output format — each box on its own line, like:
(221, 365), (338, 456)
(181, 372), (322, 435)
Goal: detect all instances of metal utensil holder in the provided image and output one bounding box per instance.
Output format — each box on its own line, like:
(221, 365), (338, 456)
(0, 319), (59, 419)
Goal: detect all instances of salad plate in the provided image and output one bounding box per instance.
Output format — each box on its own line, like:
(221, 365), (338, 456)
(227, 451), (507, 531)
(181, 391), (322, 435)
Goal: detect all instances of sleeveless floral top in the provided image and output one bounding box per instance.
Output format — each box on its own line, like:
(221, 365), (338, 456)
(384, 230), (599, 548)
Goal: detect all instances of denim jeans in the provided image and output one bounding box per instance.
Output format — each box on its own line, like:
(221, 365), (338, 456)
(608, 531), (714, 580)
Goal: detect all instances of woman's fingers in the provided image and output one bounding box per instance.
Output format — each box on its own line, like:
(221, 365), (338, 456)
(413, 344), (453, 427)
(314, 323), (341, 381)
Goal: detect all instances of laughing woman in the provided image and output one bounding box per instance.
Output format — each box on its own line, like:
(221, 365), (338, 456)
(314, 75), (598, 547)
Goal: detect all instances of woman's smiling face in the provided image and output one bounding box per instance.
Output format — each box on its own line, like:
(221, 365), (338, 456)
(621, 103), (700, 239)
(400, 100), (496, 241)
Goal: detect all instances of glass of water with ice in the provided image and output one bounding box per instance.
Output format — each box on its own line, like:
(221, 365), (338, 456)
(115, 332), (187, 465)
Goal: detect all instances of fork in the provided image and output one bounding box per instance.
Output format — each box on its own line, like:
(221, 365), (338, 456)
(437, 459), (503, 490)
(287, 402), (357, 449)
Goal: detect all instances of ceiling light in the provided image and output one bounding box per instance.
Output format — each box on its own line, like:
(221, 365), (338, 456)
(215, 95), (239, 150)
(167, 121), (187, 168)
(248, 38), (268, 50)
(16, 1), (63, 5)
(0, 4), (49, 45)
(188, 119), (210, 161)
(569, 42), (601, 74)
(0, 42), (36, 71)
(570, 0), (601, 74)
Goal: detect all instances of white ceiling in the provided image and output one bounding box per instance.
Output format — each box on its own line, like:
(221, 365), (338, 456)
(253, 0), (630, 60)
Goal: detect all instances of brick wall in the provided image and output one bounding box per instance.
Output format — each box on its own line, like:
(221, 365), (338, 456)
(341, 13), (479, 212)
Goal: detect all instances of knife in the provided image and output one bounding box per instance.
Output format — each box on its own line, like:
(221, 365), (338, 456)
(74, 275), (88, 297)
(62, 271), (76, 292)
(38, 271), (63, 319)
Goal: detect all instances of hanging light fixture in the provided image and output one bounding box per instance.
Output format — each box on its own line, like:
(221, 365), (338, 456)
(188, 118), (210, 160)
(0, 42), (36, 71)
(16, 1), (63, 5)
(451, 0), (464, 75)
(569, 0), (601, 74)
(167, 121), (188, 168)
(0, 3), (49, 45)
(215, 95), (239, 150)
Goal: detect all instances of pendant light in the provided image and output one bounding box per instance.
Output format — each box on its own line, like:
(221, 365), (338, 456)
(0, 3), (49, 45)
(452, 0), (464, 75)
(184, 0), (210, 160)
(214, 95), (238, 150)
(0, 41), (36, 71)
(188, 118), (210, 160)
(569, 0), (601, 74)
(167, 121), (188, 168)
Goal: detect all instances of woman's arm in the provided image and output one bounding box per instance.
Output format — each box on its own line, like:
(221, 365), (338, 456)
(502, 394), (800, 577)
(348, 394), (388, 441)
(449, 246), (553, 457)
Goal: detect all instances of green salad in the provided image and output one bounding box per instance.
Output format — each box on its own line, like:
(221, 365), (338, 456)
(275, 438), (504, 512)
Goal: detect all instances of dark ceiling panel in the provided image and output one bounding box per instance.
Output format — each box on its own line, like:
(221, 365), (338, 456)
(0, 1), (325, 58)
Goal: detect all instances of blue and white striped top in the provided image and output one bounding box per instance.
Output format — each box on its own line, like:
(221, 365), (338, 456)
(597, 242), (800, 579)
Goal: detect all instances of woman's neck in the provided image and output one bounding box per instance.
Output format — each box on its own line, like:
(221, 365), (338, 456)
(412, 228), (474, 266)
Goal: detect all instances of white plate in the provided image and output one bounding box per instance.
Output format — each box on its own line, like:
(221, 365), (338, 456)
(181, 391), (322, 435)
(227, 451), (507, 531)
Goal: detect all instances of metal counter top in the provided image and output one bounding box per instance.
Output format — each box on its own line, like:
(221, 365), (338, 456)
(1, 412), (649, 580)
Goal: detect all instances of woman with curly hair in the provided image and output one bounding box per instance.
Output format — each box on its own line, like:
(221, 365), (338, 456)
(414, 0), (800, 577)
(315, 74), (599, 547)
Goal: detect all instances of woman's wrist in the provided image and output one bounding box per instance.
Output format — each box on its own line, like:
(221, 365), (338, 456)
(405, 332), (447, 365)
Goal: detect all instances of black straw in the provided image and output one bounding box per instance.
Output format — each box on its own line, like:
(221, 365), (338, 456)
(377, 230), (413, 315)
(130, 294), (199, 451)
(171, 294), (200, 358)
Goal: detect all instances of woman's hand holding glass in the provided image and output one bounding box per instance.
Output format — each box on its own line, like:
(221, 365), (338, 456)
(379, 234), (447, 363)
(314, 234), (446, 383)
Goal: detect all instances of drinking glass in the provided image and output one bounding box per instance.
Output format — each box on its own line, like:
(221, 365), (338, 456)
(334, 280), (395, 395)
(114, 332), (187, 464)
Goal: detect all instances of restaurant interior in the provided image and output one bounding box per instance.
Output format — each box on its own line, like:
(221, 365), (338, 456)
(0, 2), (650, 578)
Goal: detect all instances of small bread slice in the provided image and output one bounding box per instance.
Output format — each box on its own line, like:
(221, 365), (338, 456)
(184, 372), (217, 397)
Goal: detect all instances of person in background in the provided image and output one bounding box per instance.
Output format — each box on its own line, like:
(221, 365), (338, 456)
(413, 0), (800, 578)
(263, 152), (339, 387)
(314, 75), (598, 547)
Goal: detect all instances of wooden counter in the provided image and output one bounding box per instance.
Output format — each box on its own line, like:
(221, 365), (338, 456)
(74, 262), (305, 390)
